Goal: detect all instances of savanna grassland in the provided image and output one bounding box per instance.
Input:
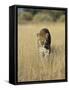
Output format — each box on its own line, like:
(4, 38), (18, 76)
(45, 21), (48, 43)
(18, 22), (65, 82)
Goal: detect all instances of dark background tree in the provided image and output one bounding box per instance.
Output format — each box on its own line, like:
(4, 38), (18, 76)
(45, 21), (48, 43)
(18, 8), (65, 24)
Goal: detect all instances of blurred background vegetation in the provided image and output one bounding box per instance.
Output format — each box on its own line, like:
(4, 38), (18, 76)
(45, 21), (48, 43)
(18, 8), (65, 24)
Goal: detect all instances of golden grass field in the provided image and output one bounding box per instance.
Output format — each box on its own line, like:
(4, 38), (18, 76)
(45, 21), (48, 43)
(18, 22), (65, 82)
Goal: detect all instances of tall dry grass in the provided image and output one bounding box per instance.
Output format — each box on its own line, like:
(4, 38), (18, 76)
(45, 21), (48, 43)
(18, 22), (65, 82)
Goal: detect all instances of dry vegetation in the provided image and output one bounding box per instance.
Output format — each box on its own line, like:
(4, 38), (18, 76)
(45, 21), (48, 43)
(18, 22), (65, 82)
